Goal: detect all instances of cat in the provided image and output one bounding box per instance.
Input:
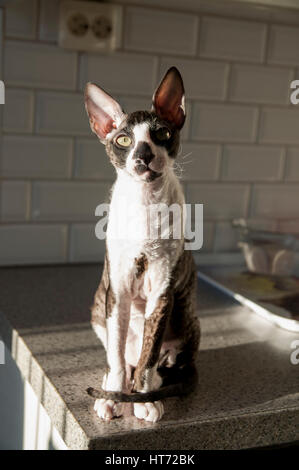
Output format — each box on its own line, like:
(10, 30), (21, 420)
(84, 67), (200, 423)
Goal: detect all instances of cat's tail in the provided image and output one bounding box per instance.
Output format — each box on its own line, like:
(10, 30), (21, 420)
(86, 364), (198, 403)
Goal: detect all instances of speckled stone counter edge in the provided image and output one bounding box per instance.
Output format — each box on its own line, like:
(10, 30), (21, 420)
(1, 307), (298, 450)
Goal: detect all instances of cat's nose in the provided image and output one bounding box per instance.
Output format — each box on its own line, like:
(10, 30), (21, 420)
(133, 142), (154, 165)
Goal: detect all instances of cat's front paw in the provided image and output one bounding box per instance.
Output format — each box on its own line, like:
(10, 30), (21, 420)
(102, 370), (125, 392)
(94, 398), (124, 421)
(133, 401), (164, 423)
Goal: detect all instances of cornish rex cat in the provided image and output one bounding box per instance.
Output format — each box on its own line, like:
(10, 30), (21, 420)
(85, 67), (200, 423)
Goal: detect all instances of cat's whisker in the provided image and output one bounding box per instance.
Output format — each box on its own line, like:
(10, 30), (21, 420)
(173, 151), (194, 179)
(177, 143), (183, 157)
(180, 151), (193, 160)
(179, 159), (193, 166)
(174, 165), (188, 179)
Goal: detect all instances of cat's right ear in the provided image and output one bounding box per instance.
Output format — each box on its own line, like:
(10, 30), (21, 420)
(84, 83), (125, 142)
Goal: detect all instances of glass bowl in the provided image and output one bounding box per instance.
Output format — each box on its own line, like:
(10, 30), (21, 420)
(232, 218), (299, 276)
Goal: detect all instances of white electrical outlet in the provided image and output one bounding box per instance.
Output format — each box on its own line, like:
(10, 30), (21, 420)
(59, 0), (123, 52)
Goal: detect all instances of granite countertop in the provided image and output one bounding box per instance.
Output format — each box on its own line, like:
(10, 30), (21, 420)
(0, 263), (298, 450)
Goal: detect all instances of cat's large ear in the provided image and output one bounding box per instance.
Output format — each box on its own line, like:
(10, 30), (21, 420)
(84, 83), (125, 142)
(152, 67), (185, 130)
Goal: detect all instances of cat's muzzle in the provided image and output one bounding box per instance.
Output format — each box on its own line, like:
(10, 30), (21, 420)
(134, 161), (162, 182)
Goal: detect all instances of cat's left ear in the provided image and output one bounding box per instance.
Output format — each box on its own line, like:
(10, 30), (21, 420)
(152, 67), (185, 130)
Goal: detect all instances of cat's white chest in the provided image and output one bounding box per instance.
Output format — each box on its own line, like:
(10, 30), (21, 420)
(106, 170), (184, 298)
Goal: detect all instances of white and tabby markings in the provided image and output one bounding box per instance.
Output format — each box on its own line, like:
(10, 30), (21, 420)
(86, 67), (200, 423)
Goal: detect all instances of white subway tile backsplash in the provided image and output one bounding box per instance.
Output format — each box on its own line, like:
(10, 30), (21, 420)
(251, 185), (299, 217)
(39, 0), (60, 42)
(0, 181), (29, 221)
(259, 107), (299, 144)
(69, 224), (106, 262)
(186, 183), (250, 219)
(3, 89), (34, 133)
(0, 224), (67, 266)
(285, 148), (299, 181)
(4, 41), (77, 90)
(180, 101), (192, 141)
(214, 221), (239, 252)
(2, 4), (299, 266)
(31, 182), (111, 222)
(124, 7), (198, 56)
(268, 25), (299, 65)
(0, 10), (2, 82)
(191, 103), (258, 142)
(229, 64), (292, 104)
(1, 135), (72, 179)
(160, 58), (228, 100)
(179, 143), (220, 181)
(201, 221), (215, 253)
(115, 0), (299, 24)
(222, 145), (284, 181)
(200, 17), (267, 62)
(79, 53), (157, 95)
(74, 139), (115, 180)
(5, 0), (37, 39)
(36, 91), (90, 136)
(119, 96), (152, 114)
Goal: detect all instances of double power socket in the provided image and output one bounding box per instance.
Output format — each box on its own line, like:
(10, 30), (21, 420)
(59, 1), (123, 52)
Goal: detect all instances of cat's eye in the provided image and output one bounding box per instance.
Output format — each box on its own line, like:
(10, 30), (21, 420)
(155, 127), (171, 141)
(116, 135), (132, 147)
